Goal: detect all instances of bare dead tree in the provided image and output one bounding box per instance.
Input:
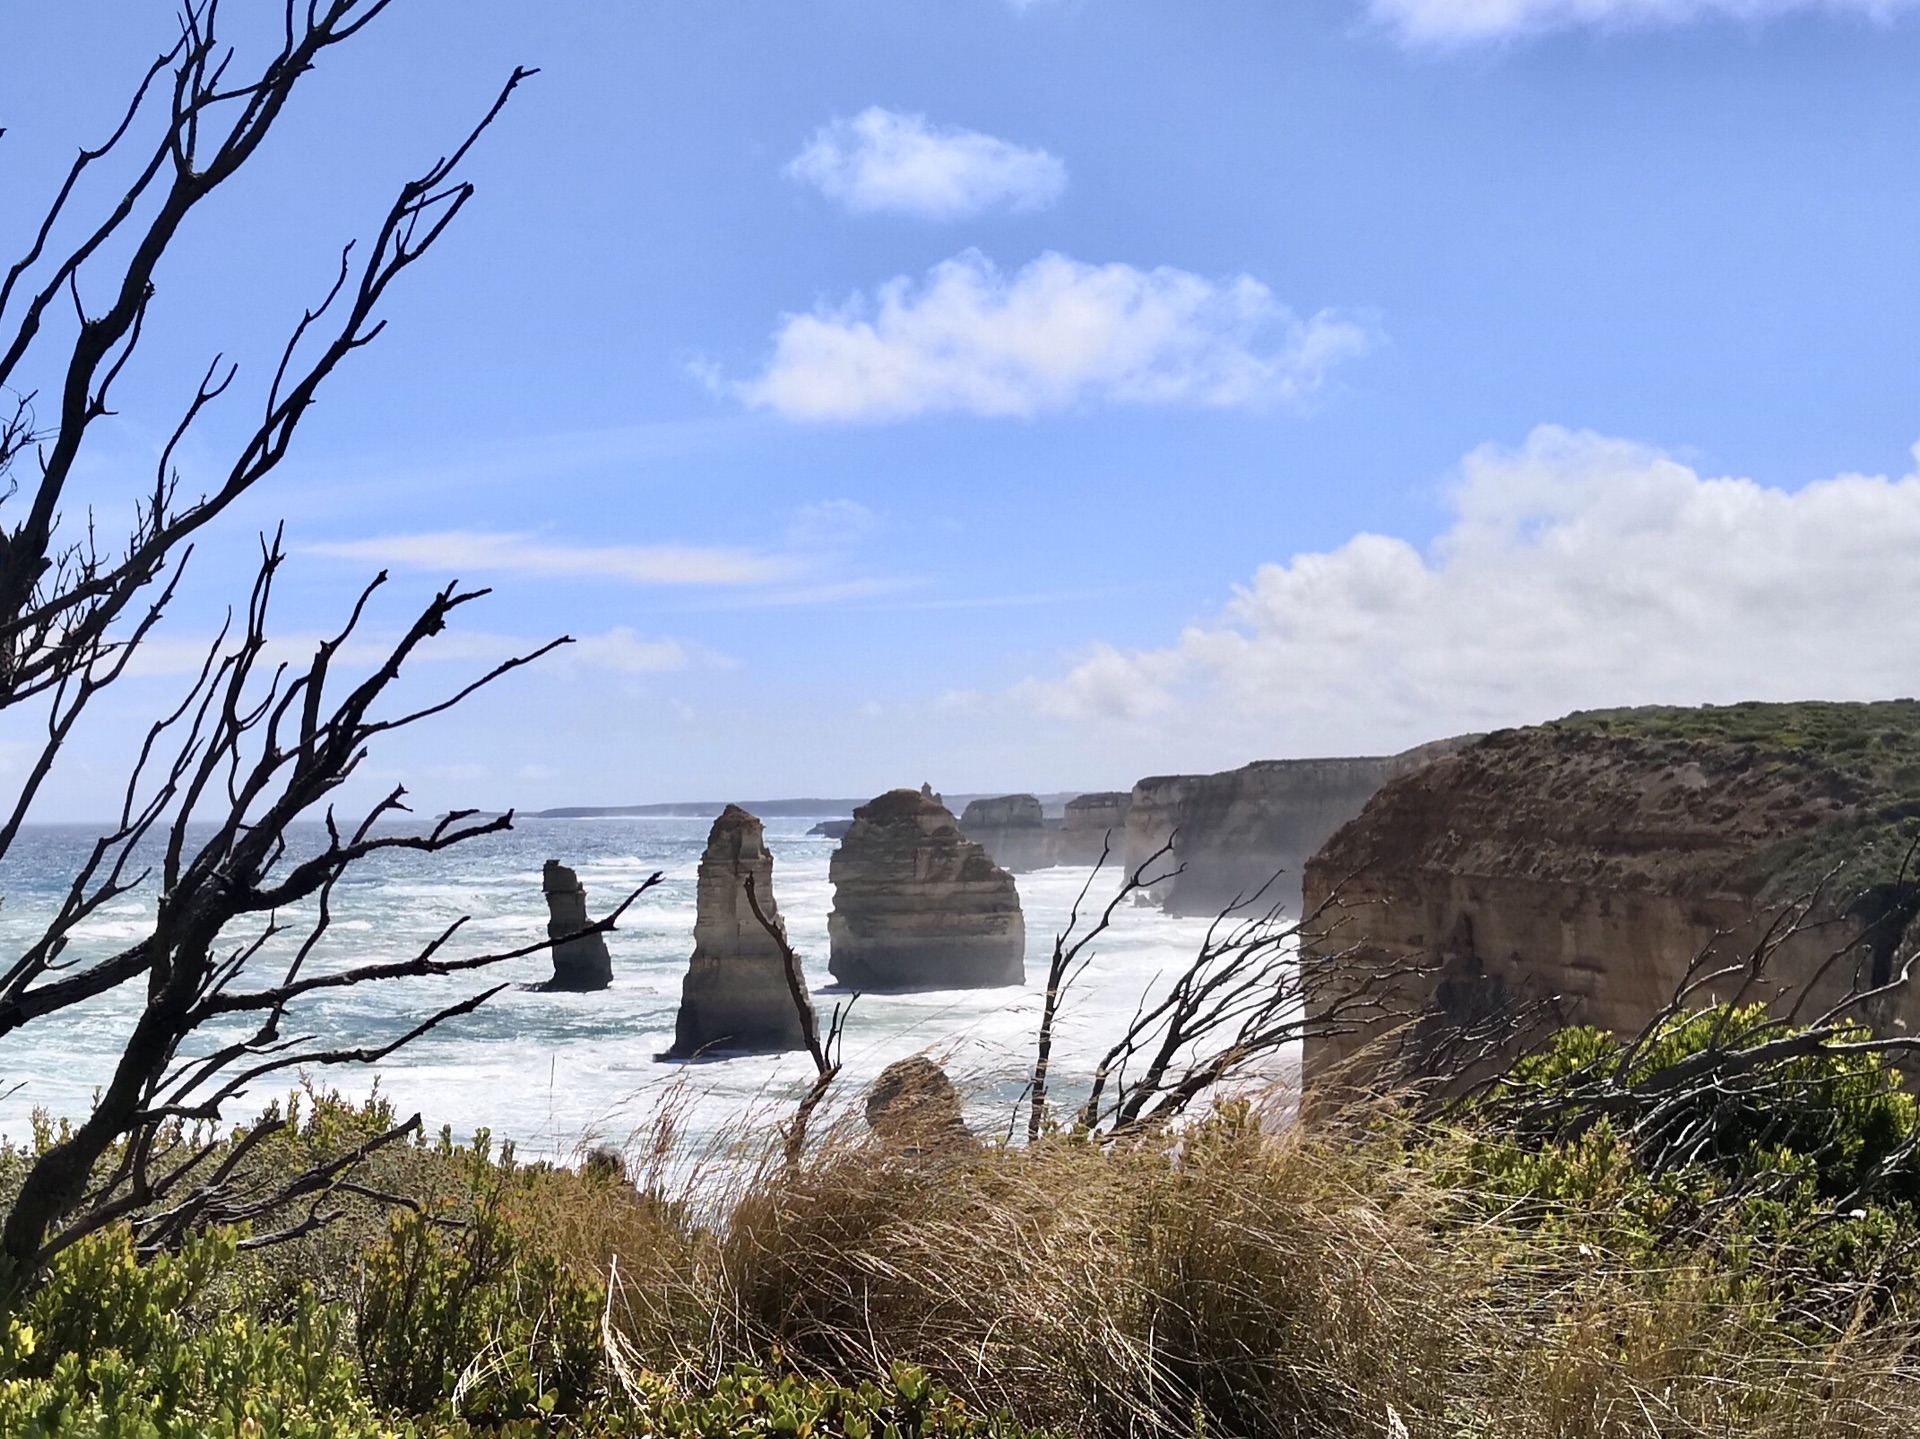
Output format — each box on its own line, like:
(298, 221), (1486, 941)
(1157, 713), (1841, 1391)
(0, 5), (613, 1301)
(1061, 874), (1429, 1139)
(0, 2), (532, 849)
(0, 533), (662, 1292)
(1024, 833), (1178, 1142)
(742, 873), (854, 1162)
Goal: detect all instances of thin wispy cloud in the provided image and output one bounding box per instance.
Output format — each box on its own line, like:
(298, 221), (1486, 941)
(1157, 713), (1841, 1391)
(121, 627), (712, 679)
(309, 532), (800, 586)
(1373, 0), (1918, 45)
(1023, 426), (1920, 753)
(728, 249), (1371, 423)
(786, 107), (1066, 220)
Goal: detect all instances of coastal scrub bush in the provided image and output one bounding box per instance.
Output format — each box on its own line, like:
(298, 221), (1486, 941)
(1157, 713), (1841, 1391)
(0, 1225), (386, 1438)
(1452, 1006), (1920, 1313)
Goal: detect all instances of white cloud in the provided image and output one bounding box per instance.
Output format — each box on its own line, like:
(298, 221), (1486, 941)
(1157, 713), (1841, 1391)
(119, 627), (705, 679)
(785, 499), (880, 550)
(786, 108), (1066, 220)
(1373, 0), (1915, 45)
(1025, 427), (1920, 755)
(731, 250), (1370, 423)
(309, 532), (796, 586)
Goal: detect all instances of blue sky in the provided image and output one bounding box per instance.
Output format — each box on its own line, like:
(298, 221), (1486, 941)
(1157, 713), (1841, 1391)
(7, 0), (1920, 817)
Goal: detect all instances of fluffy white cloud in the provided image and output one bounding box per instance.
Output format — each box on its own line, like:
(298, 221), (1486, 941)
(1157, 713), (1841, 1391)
(308, 532), (798, 586)
(1374, 0), (1916, 45)
(785, 108), (1066, 220)
(732, 250), (1370, 422)
(1027, 427), (1920, 756)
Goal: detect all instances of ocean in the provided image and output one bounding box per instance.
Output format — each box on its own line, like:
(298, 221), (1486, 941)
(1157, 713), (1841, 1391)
(0, 817), (1236, 1160)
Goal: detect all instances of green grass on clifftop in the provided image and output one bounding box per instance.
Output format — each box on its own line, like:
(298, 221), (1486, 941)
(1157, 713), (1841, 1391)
(1547, 699), (1920, 901)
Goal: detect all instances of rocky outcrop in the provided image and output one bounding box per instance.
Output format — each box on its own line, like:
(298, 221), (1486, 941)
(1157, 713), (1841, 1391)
(1059, 791), (1132, 866)
(959, 793), (1056, 872)
(670, 806), (812, 1057)
(829, 788), (1026, 990)
(865, 1056), (973, 1151)
(808, 819), (853, 839)
(1301, 703), (1920, 1083)
(542, 861), (613, 991)
(1123, 738), (1471, 917)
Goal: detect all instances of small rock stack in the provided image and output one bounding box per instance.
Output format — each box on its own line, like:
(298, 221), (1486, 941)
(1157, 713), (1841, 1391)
(542, 860), (613, 991)
(670, 805), (814, 1056)
(828, 787), (1026, 990)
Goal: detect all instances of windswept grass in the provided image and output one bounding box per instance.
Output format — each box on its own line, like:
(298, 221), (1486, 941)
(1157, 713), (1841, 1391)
(9, 1034), (1920, 1436)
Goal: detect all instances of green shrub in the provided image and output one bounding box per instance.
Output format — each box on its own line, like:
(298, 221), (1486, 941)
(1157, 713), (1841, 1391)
(356, 1200), (605, 1427)
(0, 1225), (386, 1439)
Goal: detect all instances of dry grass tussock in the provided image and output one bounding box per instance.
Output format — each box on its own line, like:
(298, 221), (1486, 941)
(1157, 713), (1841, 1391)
(505, 1081), (1920, 1439)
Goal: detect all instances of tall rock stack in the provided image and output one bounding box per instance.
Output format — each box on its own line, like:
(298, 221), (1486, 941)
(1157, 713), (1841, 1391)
(959, 793), (1055, 872)
(541, 860), (613, 991)
(829, 788), (1026, 990)
(670, 805), (813, 1057)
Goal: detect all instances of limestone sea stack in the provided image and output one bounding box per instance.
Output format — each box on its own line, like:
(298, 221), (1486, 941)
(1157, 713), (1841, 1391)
(959, 793), (1055, 872)
(541, 860), (613, 991)
(1059, 791), (1132, 865)
(670, 805), (813, 1057)
(829, 787), (1026, 990)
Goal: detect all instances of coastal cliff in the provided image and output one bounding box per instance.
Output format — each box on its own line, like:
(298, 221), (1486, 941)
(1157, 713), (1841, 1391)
(1123, 739), (1468, 916)
(829, 787), (1026, 990)
(1301, 701), (1920, 1080)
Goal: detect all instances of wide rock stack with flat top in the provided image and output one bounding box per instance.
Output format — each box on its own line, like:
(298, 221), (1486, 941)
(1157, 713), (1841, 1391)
(542, 860), (613, 991)
(670, 805), (814, 1057)
(959, 793), (1055, 872)
(829, 787), (1026, 990)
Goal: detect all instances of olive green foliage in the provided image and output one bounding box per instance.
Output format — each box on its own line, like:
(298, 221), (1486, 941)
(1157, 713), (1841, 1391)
(1457, 1007), (1920, 1309)
(1556, 698), (1920, 896)
(355, 1155), (605, 1425)
(0, 1226), (388, 1439)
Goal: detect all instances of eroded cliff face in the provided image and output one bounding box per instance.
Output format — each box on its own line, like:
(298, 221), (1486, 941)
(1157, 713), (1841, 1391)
(670, 805), (812, 1057)
(1301, 704), (1920, 1081)
(829, 788), (1026, 990)
(1123, 738), (1469, 916)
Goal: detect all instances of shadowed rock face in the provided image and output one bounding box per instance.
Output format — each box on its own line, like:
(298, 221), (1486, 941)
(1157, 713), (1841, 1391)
(829, 788), (1026, 990)
(865, 1055), (973, 1151)
(1123, 738), (1473, 917)
(1300, 704), (1920, 1084)
(670, 805), (813, 1057)
(959, 793), (1055, 872)
(542, 861), (612, 991)
(1059, 791), (1131, 866)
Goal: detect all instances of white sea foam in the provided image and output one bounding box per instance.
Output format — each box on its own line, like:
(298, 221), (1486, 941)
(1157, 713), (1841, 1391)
(0, 818), (1251, 1160)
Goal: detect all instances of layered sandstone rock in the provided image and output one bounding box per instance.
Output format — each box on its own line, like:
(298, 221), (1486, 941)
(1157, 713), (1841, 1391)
(829, 788), (1026, 990)
(865, 1055), (973, 1151)
(1059, 791), (1132, 866)
(1301, 703), (1920, 1083)
(670, 805), (813, 1057)
(542, 860), (613, 991)
(1122, 738), (1471, 917)
(959, 793), (1056, 872)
